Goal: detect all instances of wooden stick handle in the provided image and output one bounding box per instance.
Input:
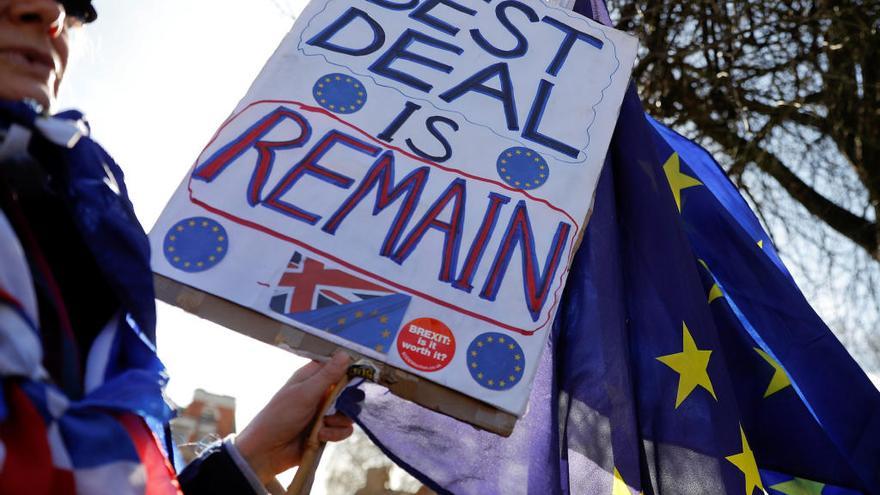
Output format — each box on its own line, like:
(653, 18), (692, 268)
(286, 374), (351, 495)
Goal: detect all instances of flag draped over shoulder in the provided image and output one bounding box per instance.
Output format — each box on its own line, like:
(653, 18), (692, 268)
(338, 2), (880, 493)
(0, 101), (178, 494)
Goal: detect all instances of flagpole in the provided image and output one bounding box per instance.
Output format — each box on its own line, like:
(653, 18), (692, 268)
(286, 373), (352, 495)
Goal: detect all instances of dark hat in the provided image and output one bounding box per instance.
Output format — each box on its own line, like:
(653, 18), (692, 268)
(60, 0), (97, 23)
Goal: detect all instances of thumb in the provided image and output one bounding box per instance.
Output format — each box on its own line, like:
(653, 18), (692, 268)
(298, 352), (351, 398)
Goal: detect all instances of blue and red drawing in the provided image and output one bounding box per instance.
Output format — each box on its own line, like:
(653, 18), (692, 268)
(270, 251), (410, 354)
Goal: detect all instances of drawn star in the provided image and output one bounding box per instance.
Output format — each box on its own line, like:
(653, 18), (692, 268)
(663, 152), (702, 212)
(769, 477), (825, 495)
(381, 330), (391, 339)
(725, 426), (764, 495)
(375, 344), (384, 352)
(754, 348), (791, 398)
(656, 321), (716, 408)
(379, 315), (389, 324)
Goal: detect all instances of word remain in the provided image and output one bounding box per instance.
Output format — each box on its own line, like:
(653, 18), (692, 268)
(192, 106), (572, 321)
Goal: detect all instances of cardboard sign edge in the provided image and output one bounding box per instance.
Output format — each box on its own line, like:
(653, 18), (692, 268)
(153, 273), (517, 437)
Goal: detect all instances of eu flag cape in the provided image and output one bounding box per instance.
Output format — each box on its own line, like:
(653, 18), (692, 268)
(337, 3), (880, 493)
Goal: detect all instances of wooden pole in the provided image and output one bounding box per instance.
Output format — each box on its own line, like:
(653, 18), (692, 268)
(286, 374), (352, 495)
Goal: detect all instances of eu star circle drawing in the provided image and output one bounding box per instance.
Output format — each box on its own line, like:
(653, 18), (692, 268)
(496, 146), (549, 190)
(313, 73), (367, 114)
(466, 332), (525, 391)
(163, 217), (228, 273)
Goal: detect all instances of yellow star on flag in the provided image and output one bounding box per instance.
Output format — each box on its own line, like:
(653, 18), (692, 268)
(663, 152), (702, 212)
(707, 284), (723, 303)
(611, 468), (638, 495)
(769, 477), (825, 495)
(657, 322), (717, 408)
(726, 426), (764, 495)
(754, 348), (792, 398)
(698, 260), (724, 303)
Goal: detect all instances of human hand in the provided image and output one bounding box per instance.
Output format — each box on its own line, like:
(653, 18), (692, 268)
(235, 352), (355, 485)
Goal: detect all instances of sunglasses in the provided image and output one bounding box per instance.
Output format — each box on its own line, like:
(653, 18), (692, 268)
(58, 0), (96, 23)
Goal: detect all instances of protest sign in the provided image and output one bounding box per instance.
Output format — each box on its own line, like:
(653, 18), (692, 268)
(150, 0), (637, 429)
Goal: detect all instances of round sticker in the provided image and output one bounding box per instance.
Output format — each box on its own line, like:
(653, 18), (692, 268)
(496, 146), (548, 190)
(467, 332), (524, 391)
(313, 73), (367, 114)
(397, 318), (455, 372)
(163, 217), (228, 273)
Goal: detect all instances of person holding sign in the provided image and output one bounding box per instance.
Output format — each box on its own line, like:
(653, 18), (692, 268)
(0, 0), (354, 493)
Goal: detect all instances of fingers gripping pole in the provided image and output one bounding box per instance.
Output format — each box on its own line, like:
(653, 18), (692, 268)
(286, 372), (351, 495)
(286, 358), (380, 495)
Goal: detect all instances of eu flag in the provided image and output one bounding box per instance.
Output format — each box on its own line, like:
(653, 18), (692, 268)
(337, 3), (880, 493)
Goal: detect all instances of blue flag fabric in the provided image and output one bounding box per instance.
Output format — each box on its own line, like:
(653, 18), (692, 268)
(646, 115), (880, 492)
(337, 7), (880, 494)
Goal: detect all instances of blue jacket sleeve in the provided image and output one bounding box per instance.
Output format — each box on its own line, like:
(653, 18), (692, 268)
(178, 440), (263, 495)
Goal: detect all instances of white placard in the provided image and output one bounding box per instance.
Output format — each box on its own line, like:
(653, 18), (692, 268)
(150, 0), (637, 416)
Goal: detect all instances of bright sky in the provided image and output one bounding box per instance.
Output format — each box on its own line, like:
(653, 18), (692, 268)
(54, 0), (344, 489)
